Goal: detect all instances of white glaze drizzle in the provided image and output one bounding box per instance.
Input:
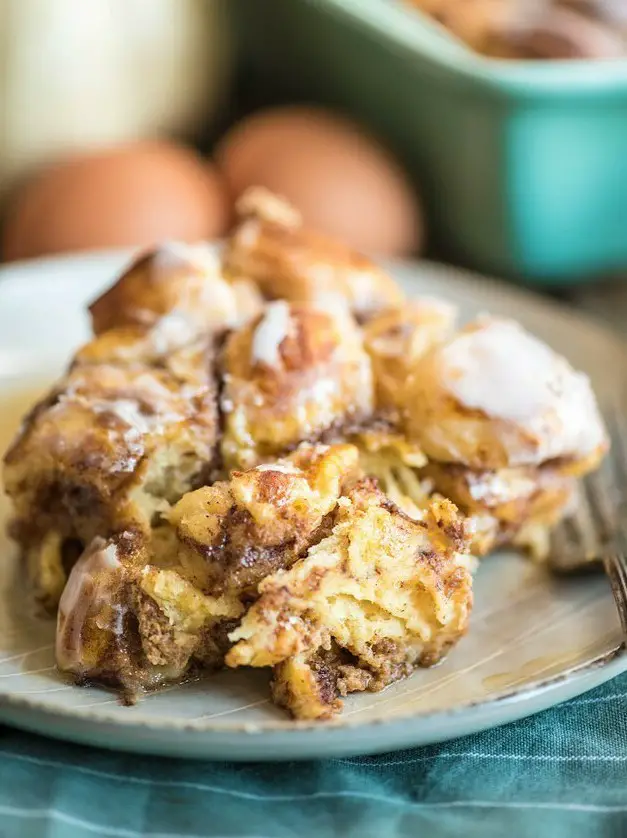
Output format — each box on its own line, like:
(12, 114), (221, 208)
(154, 242), (260, 331)
(440, 318), (606, 458)
(147, 312), (195, 354)
(255, 462), (301, 475)
(96, 399), (153, 435)
(56, 539), (124, 674)
(251, 301), (292, 368)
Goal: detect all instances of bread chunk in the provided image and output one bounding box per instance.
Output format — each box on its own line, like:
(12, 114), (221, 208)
(223, 187), (404, 319)
(220, 301), (373, 470)
(227, 485), (473, 719)
(90, 242), (262, 337)
(55, 444), (361, 692)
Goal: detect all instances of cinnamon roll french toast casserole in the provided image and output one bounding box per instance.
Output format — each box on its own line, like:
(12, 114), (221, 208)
(2, 187), (608, 720)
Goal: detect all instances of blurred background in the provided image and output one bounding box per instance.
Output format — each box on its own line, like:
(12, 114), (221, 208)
(2, 0), (627, 308)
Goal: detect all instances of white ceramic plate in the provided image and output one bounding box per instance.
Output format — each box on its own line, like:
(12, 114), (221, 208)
(0, 250), (625, 761)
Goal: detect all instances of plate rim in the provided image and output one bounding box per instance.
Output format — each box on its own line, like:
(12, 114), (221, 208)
(1, 650), (625, 761)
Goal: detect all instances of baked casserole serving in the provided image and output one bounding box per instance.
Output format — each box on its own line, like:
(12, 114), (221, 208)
(3, 187), (608, 720)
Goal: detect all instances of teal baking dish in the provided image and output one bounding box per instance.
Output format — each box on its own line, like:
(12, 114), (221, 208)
(234, 0), (627, 285)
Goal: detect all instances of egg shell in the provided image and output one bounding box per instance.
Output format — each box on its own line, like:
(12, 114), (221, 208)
(3, 142), (230, 261)
(216, 107), (423, 257)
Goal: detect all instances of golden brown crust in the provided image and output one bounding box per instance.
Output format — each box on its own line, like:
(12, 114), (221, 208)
(424, 462), (577, 557)
(90, 243), (262, 337)
(424, 461), (574, 521)
(220, 302), (373, 469)
(363, 298), (457, 415)
(223, 188), (404, 319)
(4, 329), (219, 608)
(5, 345), (217, 537)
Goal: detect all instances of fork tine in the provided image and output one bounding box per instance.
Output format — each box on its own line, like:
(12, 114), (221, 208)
(549, 466), (611, 570)
(550, 397), (627, 637)
(582, 466), (616, 545)
(601, 400), (627, 637)
(548, 400), (621, 573)
(606, 399), (627, 503)
(605, 399), (627, 550)
(615, 497), (627, 555)
(549, 496), (601, 573)
(570, 483), (603, 560)
(603, 552), (627, 637)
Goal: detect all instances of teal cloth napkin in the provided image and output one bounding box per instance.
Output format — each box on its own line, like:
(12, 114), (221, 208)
(1, 672), (627, 838)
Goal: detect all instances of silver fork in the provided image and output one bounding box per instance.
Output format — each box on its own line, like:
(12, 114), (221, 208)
(549, 403), (627, 636)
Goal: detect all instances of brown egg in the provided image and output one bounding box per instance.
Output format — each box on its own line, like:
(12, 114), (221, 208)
(3, 142), (230, 262)
(216, 107), (423, 257)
